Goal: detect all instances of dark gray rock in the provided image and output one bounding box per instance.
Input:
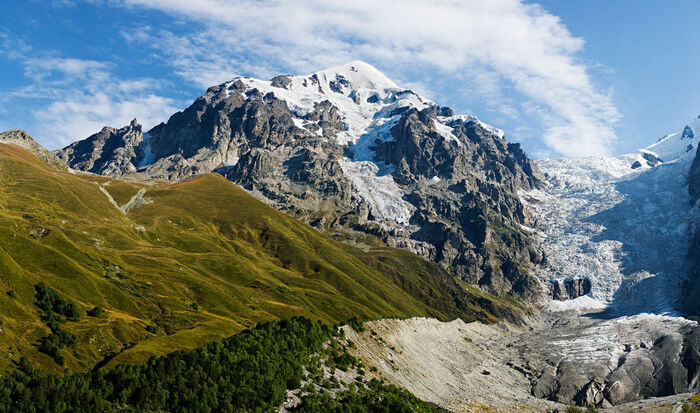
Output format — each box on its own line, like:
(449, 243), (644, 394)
(548, 278), (591, 301)
(549, 280), (567, 301)
(642, 151), (662, 167)
(631, 160), (642, 169)
(55, 119), (143, 176)
(682, 326), (700, 389)
(576, 377), (605, 407)
(303, 100), (346, 135)
(532, 367), (558, 399)
(533, 362), (589, 403)
(686, 145), (700, 315)
(690, 145), (700, 205)
(270, 75), (292, 89)
(682, 125), (695, 140)
(567, 278), (591, 299)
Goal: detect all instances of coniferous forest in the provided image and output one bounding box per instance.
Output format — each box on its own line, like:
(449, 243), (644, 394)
(0, 316), (440, 412)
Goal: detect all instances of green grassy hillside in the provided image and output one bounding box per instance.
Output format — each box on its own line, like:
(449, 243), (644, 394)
(0, 142), (523, 374)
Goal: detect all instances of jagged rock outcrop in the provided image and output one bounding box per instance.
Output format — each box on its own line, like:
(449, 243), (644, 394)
(683, 125), (696, 141)
(55, 119), (143, 176)
(548, 278), (591, 301)
(690, 145), (700, 205)
(55, 61), (547, 304)
(0, 129), (67, 170)
(641, 151), (662, 167)
(370, 107), (544, 297)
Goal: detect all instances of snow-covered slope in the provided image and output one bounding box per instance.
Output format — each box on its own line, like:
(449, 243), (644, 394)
(645, 116), (700, 162)
(522, 117), (699, 314)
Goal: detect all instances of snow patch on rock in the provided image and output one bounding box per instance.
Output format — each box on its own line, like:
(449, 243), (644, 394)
(137, 132), (155, 168)
(432, 119), (461, 146)
(339, 159), (413, 225)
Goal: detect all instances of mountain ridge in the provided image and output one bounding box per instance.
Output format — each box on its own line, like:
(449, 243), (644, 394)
(55, 61), (548, 305)
(0, 135), (523, 374)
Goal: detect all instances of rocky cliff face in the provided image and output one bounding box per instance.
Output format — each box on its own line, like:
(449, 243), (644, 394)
(548, 278), (591, 301)
(55, 119), (144, 176)
(689, 140), (700, 205)
(55, 61), (546, 304)
(0, 129), (67, 170)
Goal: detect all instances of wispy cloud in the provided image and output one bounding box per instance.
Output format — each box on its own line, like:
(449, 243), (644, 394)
(1, 49), (179, 148)
(113, 0), (620, 157)
(38, 90), (177, 147)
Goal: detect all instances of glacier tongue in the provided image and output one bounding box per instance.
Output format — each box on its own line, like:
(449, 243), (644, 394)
(339, 159), (413, 224)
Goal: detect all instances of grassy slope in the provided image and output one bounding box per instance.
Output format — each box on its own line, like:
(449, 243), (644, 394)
(0, 143), (523, 374)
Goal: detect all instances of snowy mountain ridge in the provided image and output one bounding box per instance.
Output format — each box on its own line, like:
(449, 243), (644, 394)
(57, 60), (547, 304)
(641, 116), (699, 164)
(135, 61), (503, 225)
(222, 60), (502, 149)
(522, 116), (699, 314)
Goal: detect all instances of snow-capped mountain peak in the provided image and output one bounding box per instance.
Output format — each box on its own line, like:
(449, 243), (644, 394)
(224, 60), (510, 160)
(310, 60), (400, 92)
(641, 116), (699, 164)
(228, 60), (439, 149)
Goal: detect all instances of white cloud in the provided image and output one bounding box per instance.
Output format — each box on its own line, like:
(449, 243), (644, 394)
(4, 53), (179, 148)
(112, 0), (620, 157)
(22, 57), (108, 83)
(38, 92), (178, 147)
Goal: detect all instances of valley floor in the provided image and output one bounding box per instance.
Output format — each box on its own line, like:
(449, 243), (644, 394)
(345, 312), (697, 412)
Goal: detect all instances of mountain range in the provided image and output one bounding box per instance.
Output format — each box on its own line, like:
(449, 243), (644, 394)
(1, 61), (700, 411)
(55, 61), (547, 309)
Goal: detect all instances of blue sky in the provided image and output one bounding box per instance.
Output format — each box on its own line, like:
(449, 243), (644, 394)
(0, 0), (697, 158)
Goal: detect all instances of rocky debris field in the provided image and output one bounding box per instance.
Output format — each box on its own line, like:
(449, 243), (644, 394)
(344, 314), (699, 412)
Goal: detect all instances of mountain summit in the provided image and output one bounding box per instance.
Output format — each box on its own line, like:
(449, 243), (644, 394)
(56, 61), (546, 304)
(305, 60), (400, 92)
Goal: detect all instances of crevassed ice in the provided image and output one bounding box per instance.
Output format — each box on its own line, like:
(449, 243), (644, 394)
(523, 120), (698, 315)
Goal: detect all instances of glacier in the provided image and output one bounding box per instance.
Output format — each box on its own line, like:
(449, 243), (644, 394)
(522, 117), (700, 315)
